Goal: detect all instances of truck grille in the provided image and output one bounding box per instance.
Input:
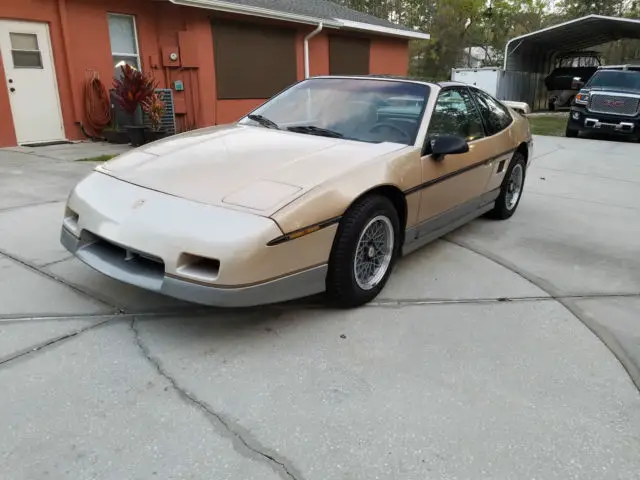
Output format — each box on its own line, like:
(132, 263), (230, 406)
(588, 93), (640, 117)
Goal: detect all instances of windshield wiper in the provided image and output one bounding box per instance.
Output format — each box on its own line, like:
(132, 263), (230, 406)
(247, 114), (280, 129)
(287, 125), (344, 138)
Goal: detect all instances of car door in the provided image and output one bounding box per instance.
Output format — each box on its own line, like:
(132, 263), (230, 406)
(468, 87), (518, 195)
(415, 86), (495, 231)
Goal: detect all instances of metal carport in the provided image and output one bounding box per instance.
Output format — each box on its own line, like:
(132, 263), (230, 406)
(499, 15), (640, 111)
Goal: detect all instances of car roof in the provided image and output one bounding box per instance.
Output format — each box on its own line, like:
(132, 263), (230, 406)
(310, 74), (436, 87)
(309, 75), (486, 91)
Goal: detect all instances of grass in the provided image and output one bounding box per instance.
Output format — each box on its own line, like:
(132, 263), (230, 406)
(75, 154), (117, 162)
(527, 114), (569, 137)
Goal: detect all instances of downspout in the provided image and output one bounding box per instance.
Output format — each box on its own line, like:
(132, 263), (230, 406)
(57, 0), (79, 123)
(303, 22), (323, 79)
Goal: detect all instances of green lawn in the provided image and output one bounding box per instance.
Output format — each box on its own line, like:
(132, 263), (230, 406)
(75, 154), (117, 162)
(527, 114), (569, 137)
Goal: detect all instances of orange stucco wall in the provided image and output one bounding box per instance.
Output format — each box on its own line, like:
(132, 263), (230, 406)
(0, 0), (410, 147)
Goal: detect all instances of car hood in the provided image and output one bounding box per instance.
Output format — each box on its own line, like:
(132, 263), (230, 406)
(98, 123), (407, 215)
(587, 86), (640, 94)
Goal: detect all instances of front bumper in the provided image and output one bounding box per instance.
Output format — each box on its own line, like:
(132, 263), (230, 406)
(61, 227), (327, 307)
(568, 106), (640, 136)
(60, 172), (334, 307)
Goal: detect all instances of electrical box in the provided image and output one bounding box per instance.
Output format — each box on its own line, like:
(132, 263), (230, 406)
(178, 31), (200, 68)
(173, 80), (184, 92)
(162, 46), (181, 67)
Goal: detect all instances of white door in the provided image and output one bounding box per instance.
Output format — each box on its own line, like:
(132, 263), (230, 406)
(0, 20), (65, 145)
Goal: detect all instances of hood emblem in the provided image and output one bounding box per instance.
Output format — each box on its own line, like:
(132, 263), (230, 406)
(132, 199), (146, 209)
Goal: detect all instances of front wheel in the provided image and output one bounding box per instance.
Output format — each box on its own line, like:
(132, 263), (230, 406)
(565, 122), (579, 138)
(326, 195), (400, 308)
(487, 152), (526, 220)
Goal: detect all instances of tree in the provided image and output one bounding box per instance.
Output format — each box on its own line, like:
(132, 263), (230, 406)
(337, 0), (640, 80)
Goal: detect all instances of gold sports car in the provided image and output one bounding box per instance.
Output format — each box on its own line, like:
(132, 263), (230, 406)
(61, 76), (533, 308)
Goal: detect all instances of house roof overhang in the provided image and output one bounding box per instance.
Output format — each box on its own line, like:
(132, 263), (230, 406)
(168, 0), (431, 40)
(504, 15), (640, 71)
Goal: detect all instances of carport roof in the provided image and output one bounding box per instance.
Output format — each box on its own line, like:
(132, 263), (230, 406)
(503, 15), (640, 70)
(168, 0), (430, 39)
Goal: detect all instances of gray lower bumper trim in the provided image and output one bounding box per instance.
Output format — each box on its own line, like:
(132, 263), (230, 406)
(60, 227), (328, 307)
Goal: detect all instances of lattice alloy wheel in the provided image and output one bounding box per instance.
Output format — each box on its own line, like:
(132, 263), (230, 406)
(326, 194), (400, 308)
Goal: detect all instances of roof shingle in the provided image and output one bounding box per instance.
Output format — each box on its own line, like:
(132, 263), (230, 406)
(221, 0), (417, 33)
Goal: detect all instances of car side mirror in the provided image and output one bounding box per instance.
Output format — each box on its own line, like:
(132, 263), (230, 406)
(425, 134), (469, 159)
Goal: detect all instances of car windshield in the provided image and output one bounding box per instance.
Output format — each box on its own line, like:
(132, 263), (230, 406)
(239, 77), (430, 146)
(587, 70), (640, 90)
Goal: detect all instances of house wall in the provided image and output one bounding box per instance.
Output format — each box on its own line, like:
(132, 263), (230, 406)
(0, 0), (411, 147)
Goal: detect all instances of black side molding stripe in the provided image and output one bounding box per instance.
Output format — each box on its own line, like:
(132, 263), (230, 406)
(267, 216), (342, 246)
(267, 147), (518, 246)
(404, 148), (516, 196)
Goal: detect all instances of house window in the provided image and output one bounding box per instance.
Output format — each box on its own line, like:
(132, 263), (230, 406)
(107, 13), (140, 79)
(329, 36), (370, 75)
(212, 21), (297, 100)
(10, 33), (43, 69)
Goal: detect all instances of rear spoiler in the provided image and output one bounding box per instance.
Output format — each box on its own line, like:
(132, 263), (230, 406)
(502, 100), (531, 115)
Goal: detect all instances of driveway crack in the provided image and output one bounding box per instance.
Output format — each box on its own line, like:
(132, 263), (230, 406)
(0, 317), (115, 367)
(445, 237), (640, 394)
(130, 318), (304, 480)
(0, 247), (123, 312)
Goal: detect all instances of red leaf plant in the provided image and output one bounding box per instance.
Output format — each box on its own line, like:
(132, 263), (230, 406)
(112, 64), (158, 120)
(141, 92), (166, 132)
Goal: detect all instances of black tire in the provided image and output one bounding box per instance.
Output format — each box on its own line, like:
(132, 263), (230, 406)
(486, 152), (526, 220)
(326, 194), (400, 308)
(548, 101), (556, 111)
(565, 123), (579, 138)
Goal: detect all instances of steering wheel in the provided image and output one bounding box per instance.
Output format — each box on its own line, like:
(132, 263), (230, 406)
(368, 122), (411, 143)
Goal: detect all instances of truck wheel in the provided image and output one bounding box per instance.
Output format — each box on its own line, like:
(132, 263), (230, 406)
(565, 123), (578, 138)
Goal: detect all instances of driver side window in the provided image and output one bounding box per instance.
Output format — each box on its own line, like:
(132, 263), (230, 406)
(428, 88), (485, 142)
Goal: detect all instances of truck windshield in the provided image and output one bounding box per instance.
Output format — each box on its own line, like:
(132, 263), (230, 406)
(587, 70), (640, 90)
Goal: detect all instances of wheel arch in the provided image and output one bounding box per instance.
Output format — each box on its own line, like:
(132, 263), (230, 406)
(343, 184), (408, 245)
(515, 141), (529, 165)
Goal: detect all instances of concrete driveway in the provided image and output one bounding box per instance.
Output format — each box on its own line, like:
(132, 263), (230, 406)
(1, 136), (640, 480)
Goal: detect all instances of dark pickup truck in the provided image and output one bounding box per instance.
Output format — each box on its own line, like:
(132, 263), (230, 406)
(565, 67), (640, 141)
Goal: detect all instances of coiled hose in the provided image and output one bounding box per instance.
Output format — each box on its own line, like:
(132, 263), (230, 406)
(83, 72), (111, 136)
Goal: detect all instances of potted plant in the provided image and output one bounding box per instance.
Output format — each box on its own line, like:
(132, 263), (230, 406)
(112, 64), (157, 147)
(142, 91), (167, 142)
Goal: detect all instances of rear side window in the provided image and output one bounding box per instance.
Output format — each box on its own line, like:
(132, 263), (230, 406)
(471, 89), (513, 136)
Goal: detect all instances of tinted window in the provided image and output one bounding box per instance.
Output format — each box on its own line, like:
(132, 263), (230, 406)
(471, 89), (513, 136)
(329, 36), (370, 75)
(428, 88), (484, 142)
(213, 21), (297, 100)
(587, 70), (640, 90)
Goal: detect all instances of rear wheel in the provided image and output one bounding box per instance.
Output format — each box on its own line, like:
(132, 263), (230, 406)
(487, 152), (526, 220)
(326, 195), (400, 308)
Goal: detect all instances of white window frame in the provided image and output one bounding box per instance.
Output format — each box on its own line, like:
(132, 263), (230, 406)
(107, 13), (141, 71)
